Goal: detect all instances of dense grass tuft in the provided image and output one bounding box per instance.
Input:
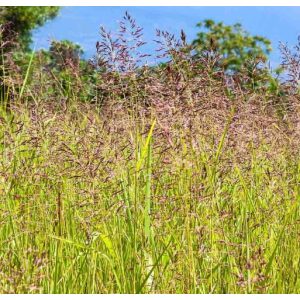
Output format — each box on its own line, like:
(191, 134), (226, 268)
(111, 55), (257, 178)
(1, 14), (300, 293)
(0, 97), (300, 293)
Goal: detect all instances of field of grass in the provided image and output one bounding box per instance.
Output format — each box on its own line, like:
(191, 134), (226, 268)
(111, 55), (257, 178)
(1, 13), (300, 293)
(0, 95), (300, 293)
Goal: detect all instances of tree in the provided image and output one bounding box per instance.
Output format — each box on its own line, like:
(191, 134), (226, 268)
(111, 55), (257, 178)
(0, 6), (60, 51)
(192, 19), (272, 73)
(44, 39), (96, 101)
(49, 39), (83, 71)
(0, 7), (60, 104)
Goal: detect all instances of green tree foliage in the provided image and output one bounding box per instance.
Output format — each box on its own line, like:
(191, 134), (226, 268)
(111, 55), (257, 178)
(192, 19), (272, 73)
(192, 19), (283, 95)
(0, 7), (60, 103)
(49, 39), (83, 71)
(44, 40), (96, 100)
(0, 6), (60, 51)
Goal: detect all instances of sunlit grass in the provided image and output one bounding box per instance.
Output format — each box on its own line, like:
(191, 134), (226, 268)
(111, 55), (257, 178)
(0, 100), (299, 294)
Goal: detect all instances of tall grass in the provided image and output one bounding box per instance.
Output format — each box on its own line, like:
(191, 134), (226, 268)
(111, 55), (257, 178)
(1, 15), (300, 294)
(0, 96), (300, 293)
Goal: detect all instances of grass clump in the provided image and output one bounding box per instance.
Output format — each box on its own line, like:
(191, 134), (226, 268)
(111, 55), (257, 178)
(0, 12), (300, 294)
(0, 98), (300, 293)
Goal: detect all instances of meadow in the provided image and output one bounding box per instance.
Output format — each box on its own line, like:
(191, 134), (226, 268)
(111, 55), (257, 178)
(1, 12), (300, 293)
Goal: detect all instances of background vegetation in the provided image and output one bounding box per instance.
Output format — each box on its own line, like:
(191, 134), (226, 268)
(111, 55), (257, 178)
(0, 7), (300, 294)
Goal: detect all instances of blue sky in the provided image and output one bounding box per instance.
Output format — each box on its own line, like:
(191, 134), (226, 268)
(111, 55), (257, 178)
(32, 7), (300, 68)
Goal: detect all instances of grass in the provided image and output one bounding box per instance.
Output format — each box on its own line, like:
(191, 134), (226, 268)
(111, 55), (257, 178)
(0, 98), (300, 294)
(1, 15), (300, 292)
